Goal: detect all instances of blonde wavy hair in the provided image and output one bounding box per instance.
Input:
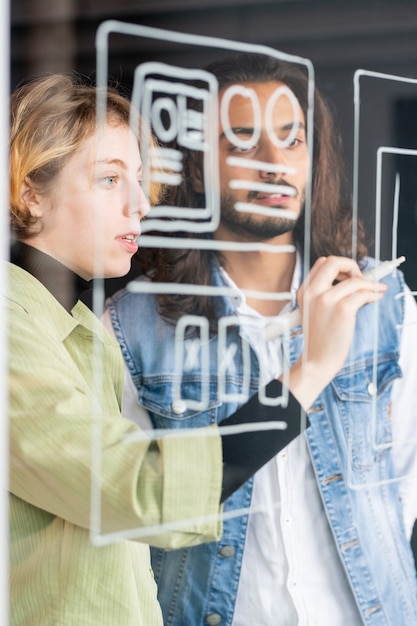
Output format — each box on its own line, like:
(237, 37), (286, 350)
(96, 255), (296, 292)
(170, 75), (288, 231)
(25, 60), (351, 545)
(9, 73), (160, 238)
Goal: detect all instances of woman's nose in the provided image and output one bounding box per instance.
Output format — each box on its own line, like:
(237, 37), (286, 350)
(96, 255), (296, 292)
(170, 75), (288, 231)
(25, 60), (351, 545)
(126, 183), (150, 220)
(137, 185), (150, 219)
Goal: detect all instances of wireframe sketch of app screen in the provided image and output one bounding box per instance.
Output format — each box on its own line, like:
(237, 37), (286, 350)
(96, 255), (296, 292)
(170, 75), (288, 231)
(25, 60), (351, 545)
(131, 63), (220, 233)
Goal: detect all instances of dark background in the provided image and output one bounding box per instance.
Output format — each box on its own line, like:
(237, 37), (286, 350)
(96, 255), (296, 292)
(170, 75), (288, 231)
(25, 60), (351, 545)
(11, 0), (417, 292)
(11, 0), (417, 564)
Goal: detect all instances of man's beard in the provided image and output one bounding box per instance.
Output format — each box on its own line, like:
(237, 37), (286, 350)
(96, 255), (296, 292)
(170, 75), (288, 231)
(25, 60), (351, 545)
(220, 191), (304, 241)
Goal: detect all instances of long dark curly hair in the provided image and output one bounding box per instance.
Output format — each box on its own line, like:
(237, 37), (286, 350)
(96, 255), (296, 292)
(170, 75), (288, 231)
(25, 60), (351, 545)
(140, 52), (367, 324)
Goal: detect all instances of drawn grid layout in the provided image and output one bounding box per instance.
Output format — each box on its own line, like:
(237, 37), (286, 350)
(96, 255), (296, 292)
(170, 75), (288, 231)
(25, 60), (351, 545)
(64, 20), (417, 544)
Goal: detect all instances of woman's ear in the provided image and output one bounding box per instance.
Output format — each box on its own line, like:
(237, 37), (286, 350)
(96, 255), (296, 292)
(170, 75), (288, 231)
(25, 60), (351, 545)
(20, 177), (43, 218)
(189, 158), (205, 193)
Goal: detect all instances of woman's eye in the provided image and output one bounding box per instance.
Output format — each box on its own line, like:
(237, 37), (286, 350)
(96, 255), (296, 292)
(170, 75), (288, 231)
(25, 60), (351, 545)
(98, 174), (119, 189)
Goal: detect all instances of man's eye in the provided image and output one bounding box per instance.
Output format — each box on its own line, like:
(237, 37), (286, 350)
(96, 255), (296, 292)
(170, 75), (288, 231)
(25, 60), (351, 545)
(229, 144), (257, 153)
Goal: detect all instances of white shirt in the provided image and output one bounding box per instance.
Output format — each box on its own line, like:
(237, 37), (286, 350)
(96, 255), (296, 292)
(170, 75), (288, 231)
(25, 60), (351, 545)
(229, 261), (417, 626)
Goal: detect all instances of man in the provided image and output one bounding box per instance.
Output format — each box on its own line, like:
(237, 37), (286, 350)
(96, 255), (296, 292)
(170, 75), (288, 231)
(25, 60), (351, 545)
(106, 54), (417, 625)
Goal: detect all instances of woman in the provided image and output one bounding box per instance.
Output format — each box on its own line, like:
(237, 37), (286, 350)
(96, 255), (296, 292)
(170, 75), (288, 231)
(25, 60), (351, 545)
(7, 73), (386, 625)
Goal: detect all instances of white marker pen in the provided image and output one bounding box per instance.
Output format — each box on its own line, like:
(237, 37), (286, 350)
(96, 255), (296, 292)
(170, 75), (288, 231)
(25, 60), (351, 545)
(262, 256), (406, 342)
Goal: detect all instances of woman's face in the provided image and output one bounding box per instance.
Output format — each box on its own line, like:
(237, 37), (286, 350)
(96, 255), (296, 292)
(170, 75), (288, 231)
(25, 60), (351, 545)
(27, 122), (149, 280)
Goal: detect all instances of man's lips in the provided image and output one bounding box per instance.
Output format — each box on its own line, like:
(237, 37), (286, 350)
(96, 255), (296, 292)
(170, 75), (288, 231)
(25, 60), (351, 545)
(252, 192), (292, 206)
(234, 184), (299, 218)
(247, 183), (297, 204)
(248, 187), (297, 207)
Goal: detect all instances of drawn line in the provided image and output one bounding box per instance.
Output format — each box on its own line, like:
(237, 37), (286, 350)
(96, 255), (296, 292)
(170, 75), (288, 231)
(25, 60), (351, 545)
(226, 156), (296, 174)
(235, 202), (297, 219)
(126, 280), (292, 302)
(229, 181), (296, 195)
(139, 234), (296, 253)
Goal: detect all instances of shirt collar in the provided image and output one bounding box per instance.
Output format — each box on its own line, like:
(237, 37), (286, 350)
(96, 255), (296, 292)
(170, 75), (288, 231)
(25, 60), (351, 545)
(10, 241), (92, 313)
(219, 251), (302, 317)
(289, 252), (302, 308)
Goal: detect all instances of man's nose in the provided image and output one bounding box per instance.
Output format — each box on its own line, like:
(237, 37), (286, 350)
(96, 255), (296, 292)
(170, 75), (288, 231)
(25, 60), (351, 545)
(257, 142), (289, 180)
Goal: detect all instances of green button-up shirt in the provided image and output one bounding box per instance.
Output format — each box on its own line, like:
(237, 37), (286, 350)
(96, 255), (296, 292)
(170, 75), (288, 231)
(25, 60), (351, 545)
(7, 262), (223, 625)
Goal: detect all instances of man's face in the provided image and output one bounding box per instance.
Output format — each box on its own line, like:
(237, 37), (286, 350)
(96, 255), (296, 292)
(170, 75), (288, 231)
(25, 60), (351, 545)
(214, 80), (309, 241)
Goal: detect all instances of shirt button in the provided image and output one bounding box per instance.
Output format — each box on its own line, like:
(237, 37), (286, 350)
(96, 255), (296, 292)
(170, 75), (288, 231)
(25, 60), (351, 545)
(367, 382), (377, 397)
(171, 399), (187, 414)
(219, 545), (235, 558)
(205, 614), (222, 625)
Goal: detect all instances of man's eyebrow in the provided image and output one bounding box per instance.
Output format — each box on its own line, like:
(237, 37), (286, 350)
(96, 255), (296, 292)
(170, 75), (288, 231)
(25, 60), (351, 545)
(220, 127), (255, 139)
(220, 122), (305, 140)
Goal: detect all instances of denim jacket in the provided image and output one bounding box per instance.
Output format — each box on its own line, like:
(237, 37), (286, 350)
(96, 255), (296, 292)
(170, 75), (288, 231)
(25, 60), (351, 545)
(107, 258), (417, 626)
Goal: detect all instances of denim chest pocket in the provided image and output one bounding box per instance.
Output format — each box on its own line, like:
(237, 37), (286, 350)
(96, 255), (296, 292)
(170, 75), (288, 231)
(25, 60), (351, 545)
(138, 377), (223, 429)
(331, 354), (401, 402)
(330, 354), (402, 471)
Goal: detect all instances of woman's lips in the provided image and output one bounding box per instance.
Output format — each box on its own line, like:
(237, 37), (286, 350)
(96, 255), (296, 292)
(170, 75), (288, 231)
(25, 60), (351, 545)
(116, 233), (139, 253)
